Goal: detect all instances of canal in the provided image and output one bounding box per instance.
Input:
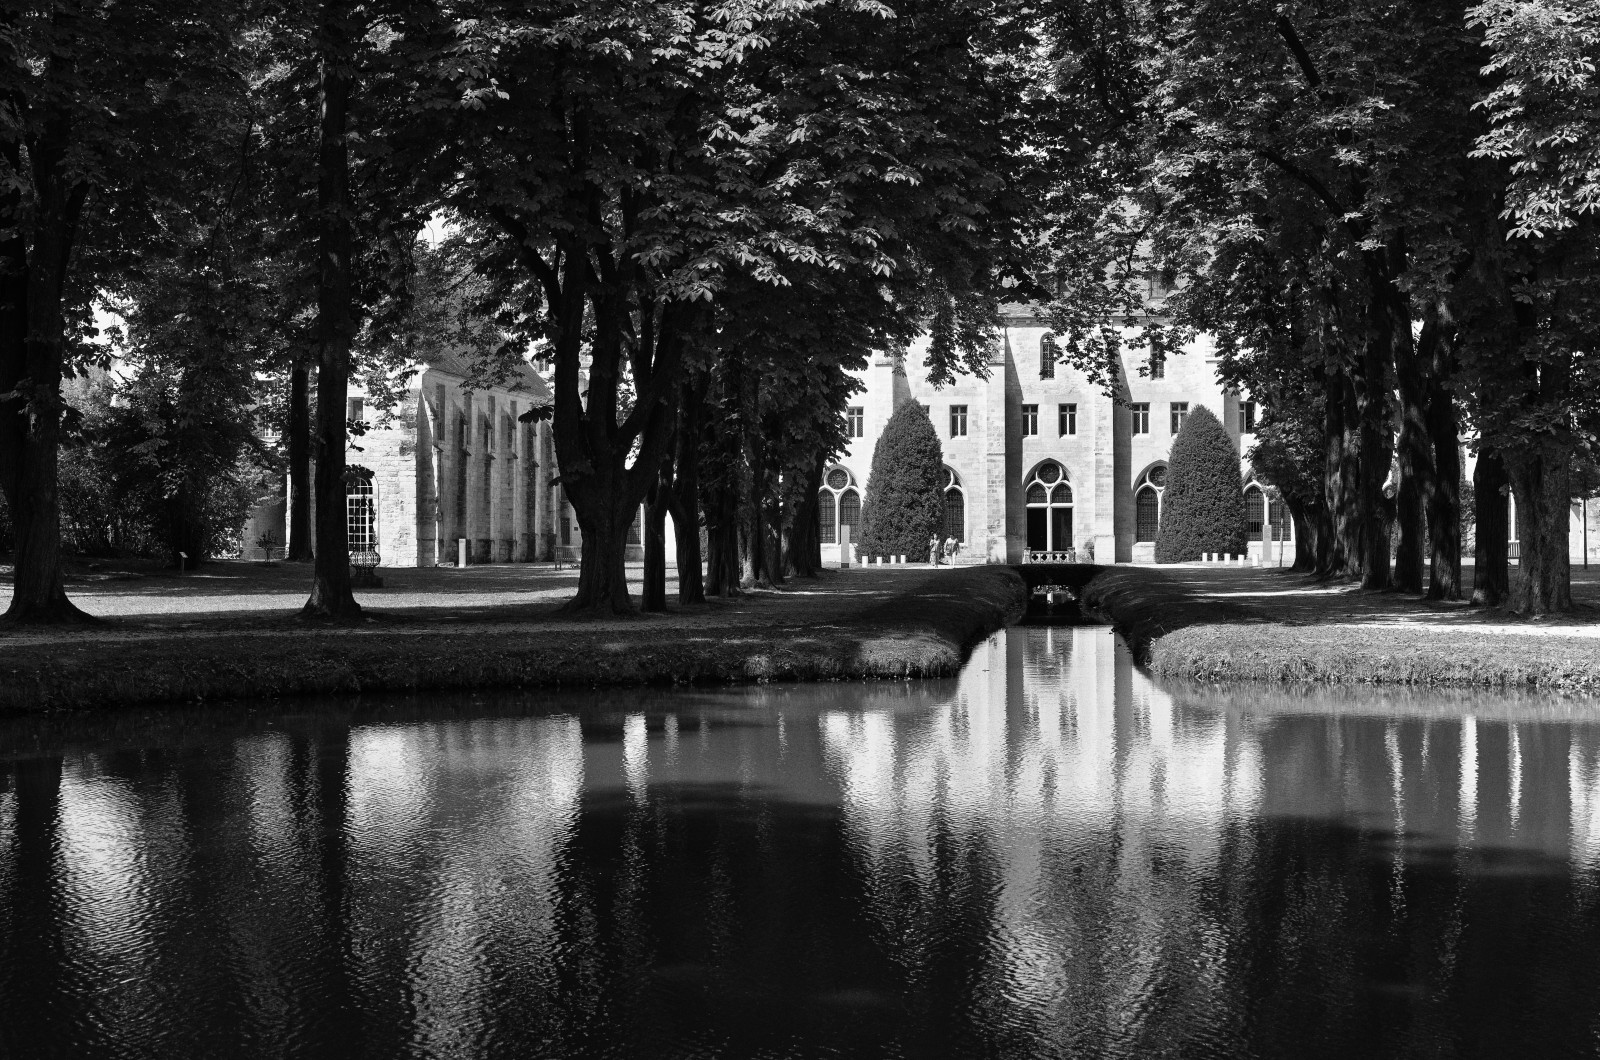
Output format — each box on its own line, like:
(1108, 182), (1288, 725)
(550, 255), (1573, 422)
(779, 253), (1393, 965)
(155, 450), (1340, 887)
(3, 626), (1600, 1058)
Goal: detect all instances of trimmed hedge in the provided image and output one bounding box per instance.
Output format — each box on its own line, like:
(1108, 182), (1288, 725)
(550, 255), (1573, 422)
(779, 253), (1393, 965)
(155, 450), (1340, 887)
(1155, 404), (1245, 561)
(858, 401), (945, 560)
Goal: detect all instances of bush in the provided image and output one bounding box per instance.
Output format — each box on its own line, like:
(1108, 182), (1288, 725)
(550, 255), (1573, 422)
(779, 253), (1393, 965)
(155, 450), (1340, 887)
(1155, 404), (1245, 561)
(858, 401), (945, 560)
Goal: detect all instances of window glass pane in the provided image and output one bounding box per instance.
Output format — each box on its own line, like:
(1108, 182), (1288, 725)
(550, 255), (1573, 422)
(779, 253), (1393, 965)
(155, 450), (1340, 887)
(840, 489), (861, 533)
(1136, 487), (1159, 542)
(826, 468), (849, 491)
(942, 489), (965, 542)
(1245, 488), (1265, 535)
(1059, 403), (1076, 435)
(1040, 333), (1056, 379)
(1026, 483), (1048, 504)
(818, 491), (837, 544)
(1037, 461), (1061, 484)
(1051, 506), (1072, 550)
(1053, 481), (1073, 503)
(346, 480), (375, 552)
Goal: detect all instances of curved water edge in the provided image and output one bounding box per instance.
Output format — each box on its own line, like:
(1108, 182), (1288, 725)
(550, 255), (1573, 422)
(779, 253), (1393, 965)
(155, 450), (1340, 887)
(5, 627), (1600, 1057)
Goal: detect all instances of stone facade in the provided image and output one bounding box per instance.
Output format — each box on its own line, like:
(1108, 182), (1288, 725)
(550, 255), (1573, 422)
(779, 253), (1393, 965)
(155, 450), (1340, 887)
(822, 306), (1286, 565)
(250, 351), (561, 567)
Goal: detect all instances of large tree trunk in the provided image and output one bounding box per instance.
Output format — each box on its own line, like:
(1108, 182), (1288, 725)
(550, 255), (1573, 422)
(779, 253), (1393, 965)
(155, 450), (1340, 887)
(287, 357), (313, 561)
(1392, 313), (1433, 594)
(668, 376), (706, 605)
(641, 465), (670, 613)
(704, 481), (740, 597)
(1321, 364), (1349, 577)
(1425, 346), (1462, 600)
(1472, 448), (1510, 607)
(566, 490), (636, 614)
(785, 455), (826, 578)
(302, 2), (361, 620)
(736, 362), (768, 590)
(1508, 443), (1572, 614)
(4, 198), (90, 622)
(1354, 257), (1396, 590)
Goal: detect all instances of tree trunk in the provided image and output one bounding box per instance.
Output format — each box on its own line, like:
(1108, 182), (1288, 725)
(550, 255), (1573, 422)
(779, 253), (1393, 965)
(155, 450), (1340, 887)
(641, 469), (669, 613)
(668, 376), (706, 605)
(704, 481), (740, 597)
(1425, 354), (1462, 600)
(302, 2), (361, 620)
(1321, 364), (1349, 578)
(567, 494), (636, 614)
(4, 202), (90, 623)
(1354, 260), (1395, 590)
(785, 455), (826, 578)
(287, 357), (313, 561)
(1283, 501), (1315, 572)
(1472, 448), (1509, 607)
(1508, 444), (1572, 614)
(736, 362), (767, 590)
(1392, 315), (1433, 595)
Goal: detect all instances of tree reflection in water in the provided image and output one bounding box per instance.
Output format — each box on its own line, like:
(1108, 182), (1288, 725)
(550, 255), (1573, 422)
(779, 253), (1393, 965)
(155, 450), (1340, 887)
(2, 628), (1600, 1058)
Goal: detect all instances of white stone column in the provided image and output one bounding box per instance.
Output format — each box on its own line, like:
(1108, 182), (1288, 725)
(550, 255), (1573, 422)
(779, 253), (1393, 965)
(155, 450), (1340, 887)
(984, 337), (1009, 562)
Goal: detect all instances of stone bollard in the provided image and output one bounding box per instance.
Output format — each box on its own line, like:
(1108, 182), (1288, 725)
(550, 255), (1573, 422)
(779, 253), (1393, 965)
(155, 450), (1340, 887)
(1204, 552), (1213, 564)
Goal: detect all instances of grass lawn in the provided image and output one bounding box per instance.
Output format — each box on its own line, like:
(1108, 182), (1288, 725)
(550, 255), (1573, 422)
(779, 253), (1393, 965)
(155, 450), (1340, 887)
(0, 558), (1027, 714)
(1084, 563), (1600, 692)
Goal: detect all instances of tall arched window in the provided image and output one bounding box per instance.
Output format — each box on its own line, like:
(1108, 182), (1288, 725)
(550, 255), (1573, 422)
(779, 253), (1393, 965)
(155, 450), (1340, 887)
(818, 466), (862, 544)
(1040, 332), (1058, 379)
(942, 467), (966, 542)
(1024, 461), (1073, 554)
(840, 489), (861, 538)
(1135, 463), (1166, 543)
(1244, 484), (1266, 536)
(347, 474), (376, 557)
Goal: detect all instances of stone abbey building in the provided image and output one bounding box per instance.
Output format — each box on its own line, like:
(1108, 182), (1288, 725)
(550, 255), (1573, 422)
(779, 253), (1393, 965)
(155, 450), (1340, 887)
(248, 309), (1289, 569)
(821, 304), (1284, 566)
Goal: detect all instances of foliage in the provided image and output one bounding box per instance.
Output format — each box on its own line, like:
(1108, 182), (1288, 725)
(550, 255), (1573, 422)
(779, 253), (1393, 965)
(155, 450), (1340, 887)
(858, 402), (944, 560)
(1155, 405), (1244, 562)
(1472, 0), (1600, 237)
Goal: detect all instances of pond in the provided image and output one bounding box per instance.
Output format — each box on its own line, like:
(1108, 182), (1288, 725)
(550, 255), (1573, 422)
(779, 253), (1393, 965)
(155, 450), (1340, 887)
(3, 626), (1600, 1058)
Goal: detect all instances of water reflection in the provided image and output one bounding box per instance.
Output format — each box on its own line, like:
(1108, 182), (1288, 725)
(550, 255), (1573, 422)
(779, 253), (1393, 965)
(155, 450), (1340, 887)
(4, 628), (1600, 1058)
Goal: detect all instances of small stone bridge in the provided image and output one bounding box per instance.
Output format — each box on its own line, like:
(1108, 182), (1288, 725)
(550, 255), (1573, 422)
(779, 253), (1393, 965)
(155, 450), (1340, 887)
(1011, 562), (1108, 621)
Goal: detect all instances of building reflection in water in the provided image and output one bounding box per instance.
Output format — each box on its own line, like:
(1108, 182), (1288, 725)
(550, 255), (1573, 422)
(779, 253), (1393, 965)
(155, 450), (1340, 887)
(5, 627), (1600, 1057)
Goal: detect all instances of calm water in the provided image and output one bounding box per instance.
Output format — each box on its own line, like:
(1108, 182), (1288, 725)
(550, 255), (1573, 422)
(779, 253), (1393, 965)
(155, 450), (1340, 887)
(4, 627), (1600, 1058)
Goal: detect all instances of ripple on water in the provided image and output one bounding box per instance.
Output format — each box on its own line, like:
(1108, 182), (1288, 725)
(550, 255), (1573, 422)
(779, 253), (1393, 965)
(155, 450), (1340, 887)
(3, 627), (1600, 1058)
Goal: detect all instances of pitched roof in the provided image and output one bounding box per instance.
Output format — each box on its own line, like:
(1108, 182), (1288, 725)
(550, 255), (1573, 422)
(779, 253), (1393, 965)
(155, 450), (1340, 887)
(420, 347), (552, 401)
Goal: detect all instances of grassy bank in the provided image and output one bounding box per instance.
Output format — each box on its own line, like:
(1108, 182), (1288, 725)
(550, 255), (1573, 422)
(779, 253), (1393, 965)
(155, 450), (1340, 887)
(1082, 565), (1600, 693)
(0, 565), (1028, 715)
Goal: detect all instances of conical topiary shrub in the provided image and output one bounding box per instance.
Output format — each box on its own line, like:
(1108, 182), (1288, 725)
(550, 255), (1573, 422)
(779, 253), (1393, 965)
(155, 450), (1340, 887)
(858, 401), (944, 560)
(1155, 404), (1246, 562)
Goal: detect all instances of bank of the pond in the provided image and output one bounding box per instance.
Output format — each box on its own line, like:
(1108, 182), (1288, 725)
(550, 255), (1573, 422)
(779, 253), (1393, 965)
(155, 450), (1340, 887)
(1082, 565), (1600, 692)
(0, 565), (1028, 715)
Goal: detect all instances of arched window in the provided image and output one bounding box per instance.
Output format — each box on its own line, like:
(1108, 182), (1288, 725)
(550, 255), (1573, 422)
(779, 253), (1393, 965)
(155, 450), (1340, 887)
(347, 474), (376, 556)
(1136, 489), (1160, 543)
(942, 467), (966, 543)
(1270, 496), (1290, 540)
(1024, 461), (1073, 554)
(1135, 464), (1167, 543)
(818, 466), (861, 545)
(1244, 485), (1265, 536)
(839, 489), (861, 537)
(1040, 332), (1058, 379)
